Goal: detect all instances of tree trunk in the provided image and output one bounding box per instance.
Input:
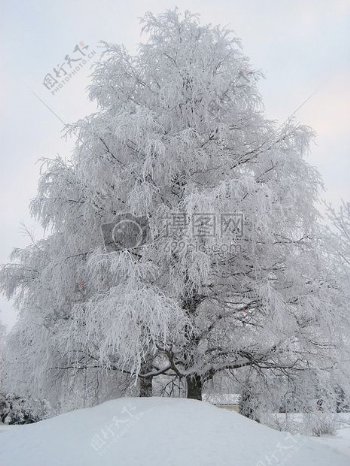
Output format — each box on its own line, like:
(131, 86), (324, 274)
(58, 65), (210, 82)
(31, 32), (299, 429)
(186, 374), (202, 400)
(239, 383), (260, 422)
(138, 358), (153, 397)
(139, 375), (153, 397)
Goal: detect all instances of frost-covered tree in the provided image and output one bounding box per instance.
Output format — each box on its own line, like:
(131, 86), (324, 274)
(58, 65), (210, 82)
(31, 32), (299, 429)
(1, 10), (349, 404)
(0, 321), (5, 388)
(326, 201), (350, 270)
(322, 201), (350, 401)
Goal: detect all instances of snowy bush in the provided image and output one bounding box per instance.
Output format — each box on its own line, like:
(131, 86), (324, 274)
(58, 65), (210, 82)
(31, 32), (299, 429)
(303, 412), (338, 437)
(0, 393), (50, 425)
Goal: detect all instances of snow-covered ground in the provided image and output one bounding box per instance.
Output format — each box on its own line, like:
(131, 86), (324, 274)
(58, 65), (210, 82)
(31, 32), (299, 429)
(265, 412), (350, 458)
(316, 415), (350, 459)
(0, 397), (349, 466)
(0, 425), (15, 433)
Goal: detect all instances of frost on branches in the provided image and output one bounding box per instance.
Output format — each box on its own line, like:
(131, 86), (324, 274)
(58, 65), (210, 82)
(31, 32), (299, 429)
(0, 10), (349, 409)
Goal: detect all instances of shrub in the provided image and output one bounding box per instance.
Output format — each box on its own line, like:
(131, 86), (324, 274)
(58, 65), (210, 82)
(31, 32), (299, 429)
(0, 393), (50, 425)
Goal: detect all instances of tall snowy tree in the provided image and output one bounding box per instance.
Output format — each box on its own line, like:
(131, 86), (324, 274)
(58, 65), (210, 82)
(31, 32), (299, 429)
(326, 201), (350, 271)
(1, 10), (349, 404)
(0, 321), (5, 387)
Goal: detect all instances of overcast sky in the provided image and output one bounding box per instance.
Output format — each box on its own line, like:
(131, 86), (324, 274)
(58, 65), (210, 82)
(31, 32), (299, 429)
(1, 0), (349, 328)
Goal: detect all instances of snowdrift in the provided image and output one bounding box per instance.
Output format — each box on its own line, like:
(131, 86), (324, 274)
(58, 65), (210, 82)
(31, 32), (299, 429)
(0, 397), (348, 466)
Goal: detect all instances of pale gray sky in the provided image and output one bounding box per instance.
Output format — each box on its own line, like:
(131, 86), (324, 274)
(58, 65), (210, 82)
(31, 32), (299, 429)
(1, 0), (349, 328)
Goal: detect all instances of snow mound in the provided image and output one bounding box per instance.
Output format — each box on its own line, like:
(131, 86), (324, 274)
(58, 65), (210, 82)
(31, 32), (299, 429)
(0, 397), (348, 466)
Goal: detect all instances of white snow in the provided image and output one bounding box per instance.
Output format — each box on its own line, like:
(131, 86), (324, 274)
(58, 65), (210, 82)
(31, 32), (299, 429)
(0, 424), (17, 433)
(315, 415), (350, 459)
(203, 393), (241, 405)
(0, 397), (349, 466)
